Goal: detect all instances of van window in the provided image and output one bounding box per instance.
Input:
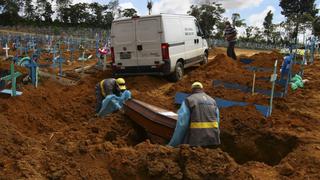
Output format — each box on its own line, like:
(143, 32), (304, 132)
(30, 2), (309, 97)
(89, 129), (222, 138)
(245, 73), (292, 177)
(195, 20), (203, 37)
(112, 21), (134, 44)
(136, 19), (160, 43)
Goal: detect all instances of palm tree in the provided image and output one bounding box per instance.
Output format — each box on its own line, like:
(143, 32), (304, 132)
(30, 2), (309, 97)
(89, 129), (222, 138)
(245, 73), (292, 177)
(147, 0), (152, 15)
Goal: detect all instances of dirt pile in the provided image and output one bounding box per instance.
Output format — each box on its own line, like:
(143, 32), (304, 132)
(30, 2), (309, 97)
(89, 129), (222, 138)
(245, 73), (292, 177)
(106, 142), (240, 179)
(0, 69), (141, 179)
(249, 51), (283, 67)
(170, 54), (247, 92)
(163, 53), (279, 106)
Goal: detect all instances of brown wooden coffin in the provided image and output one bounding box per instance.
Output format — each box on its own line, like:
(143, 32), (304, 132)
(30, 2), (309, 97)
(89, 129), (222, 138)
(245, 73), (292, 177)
(124, 99), (177, 140)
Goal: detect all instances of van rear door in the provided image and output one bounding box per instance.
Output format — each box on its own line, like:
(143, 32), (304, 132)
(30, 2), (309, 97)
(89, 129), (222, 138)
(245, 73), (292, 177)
(111, 20), (138, 67)
(135, 18), (162, 66)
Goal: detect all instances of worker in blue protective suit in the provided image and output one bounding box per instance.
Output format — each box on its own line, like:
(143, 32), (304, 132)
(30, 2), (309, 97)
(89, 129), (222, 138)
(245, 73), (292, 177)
(168, 82), (220, 147)
(95, 78), (126, 114)
(97, 89), (131, 117)
(280, 54), (293, 80)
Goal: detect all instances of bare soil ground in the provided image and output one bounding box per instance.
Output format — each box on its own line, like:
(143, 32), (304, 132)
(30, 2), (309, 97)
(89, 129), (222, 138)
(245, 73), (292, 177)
(1, 47), (320, 179)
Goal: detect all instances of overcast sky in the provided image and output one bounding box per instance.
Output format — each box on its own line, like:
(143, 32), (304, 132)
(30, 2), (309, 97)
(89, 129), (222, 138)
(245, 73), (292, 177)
(72, 0), (319, 28)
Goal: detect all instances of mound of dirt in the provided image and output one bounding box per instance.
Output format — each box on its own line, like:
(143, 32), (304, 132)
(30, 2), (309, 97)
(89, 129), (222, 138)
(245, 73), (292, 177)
(105, 142), (238, 179)
(163, 54), (275, 106)
(249, 51), (283, 67)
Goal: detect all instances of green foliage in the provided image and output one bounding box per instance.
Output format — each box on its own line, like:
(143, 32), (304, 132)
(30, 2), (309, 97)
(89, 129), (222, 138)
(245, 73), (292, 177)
(279, 0), (318, 42)
(0, 0), (120, 28)
(188, 3), (225, 38)
(231, 13), (246, 27)
(24, 0), (35, 21)
(263, 10), (274, 42)
(69, 3), (90, 25)
(107, 0), (119, 17)
(214, 17), (228, 39)
(0, 0), (23, 25)
(280, 0), (318, 18)
(89, 2), (108, 26)
(252, 27), (264, 42)
(122, 8), (137, 17)
(314, 17), (320, 35)
(42, 1), (54, 22)
(36, 0), (53, 22)
(245, 26), (254, 40)
(103, 12), (114, 30)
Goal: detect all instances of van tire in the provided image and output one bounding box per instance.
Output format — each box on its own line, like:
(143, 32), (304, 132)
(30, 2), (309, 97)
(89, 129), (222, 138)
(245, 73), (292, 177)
(169, 62), (184, 82)
(200, 53), (208, 65)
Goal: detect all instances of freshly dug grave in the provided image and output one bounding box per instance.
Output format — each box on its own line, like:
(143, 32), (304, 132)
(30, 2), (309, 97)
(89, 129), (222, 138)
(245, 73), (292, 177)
(1, 49), (320, 179)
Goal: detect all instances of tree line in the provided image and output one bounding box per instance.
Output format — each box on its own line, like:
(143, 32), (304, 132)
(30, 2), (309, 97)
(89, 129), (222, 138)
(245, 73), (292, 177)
(0, 0), (137, 29)
(0, 0), (319, 45)
(188, 0), (319, 45)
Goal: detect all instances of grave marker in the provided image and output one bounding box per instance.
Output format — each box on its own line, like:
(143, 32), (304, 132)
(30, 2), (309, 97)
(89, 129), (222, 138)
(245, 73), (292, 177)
(0, 63), (22, 96)
(269, 60), (278, 116)
(3, 43), (10, 58)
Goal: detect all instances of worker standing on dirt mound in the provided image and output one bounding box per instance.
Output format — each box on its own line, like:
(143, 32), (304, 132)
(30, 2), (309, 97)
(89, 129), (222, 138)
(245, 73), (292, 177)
(224, 21), (237, 60)
(95, 78), (127, 114)
(169, 82), (220, 147)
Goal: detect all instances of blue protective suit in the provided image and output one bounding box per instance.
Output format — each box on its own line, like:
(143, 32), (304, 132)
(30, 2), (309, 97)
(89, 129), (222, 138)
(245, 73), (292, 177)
(168, 101), (220, 147)
(97, 90), (131, 117)
(280, 55), (293, 79)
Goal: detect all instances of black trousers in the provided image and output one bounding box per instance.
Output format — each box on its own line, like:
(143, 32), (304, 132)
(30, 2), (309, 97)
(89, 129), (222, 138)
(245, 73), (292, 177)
(227, 41), (237, 60)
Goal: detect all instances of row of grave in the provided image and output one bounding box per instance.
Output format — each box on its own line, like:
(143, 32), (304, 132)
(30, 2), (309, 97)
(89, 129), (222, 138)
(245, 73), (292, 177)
(0, 41), (112, 97)
(0, 33), (111, 59)
(175, 49), (313, 117)
(0, 54), (97, 97)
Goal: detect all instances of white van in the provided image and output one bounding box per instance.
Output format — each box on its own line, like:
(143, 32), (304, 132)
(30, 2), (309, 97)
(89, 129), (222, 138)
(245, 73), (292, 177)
(110, 14), (208, 81)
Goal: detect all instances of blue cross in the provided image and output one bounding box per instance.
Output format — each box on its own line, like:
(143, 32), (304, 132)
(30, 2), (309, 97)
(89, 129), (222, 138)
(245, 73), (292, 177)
(25, 58), (38, 87)
(56, 56), (65, 76)
(51, 46), (59, 68)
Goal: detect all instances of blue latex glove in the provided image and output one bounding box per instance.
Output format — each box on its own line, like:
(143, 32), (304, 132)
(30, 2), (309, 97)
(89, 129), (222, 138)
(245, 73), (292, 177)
(98, 90), (131, 117)
(168, 101), (190, 147)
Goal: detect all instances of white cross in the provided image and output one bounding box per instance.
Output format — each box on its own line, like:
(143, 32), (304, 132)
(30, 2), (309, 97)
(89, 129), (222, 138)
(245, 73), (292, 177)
(3, 43), (10, 58)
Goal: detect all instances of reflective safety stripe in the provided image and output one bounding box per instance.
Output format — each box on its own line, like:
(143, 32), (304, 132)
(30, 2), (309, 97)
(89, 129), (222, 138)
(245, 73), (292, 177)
(100, 80), (106, 97)
(190, 121), (219, 129)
